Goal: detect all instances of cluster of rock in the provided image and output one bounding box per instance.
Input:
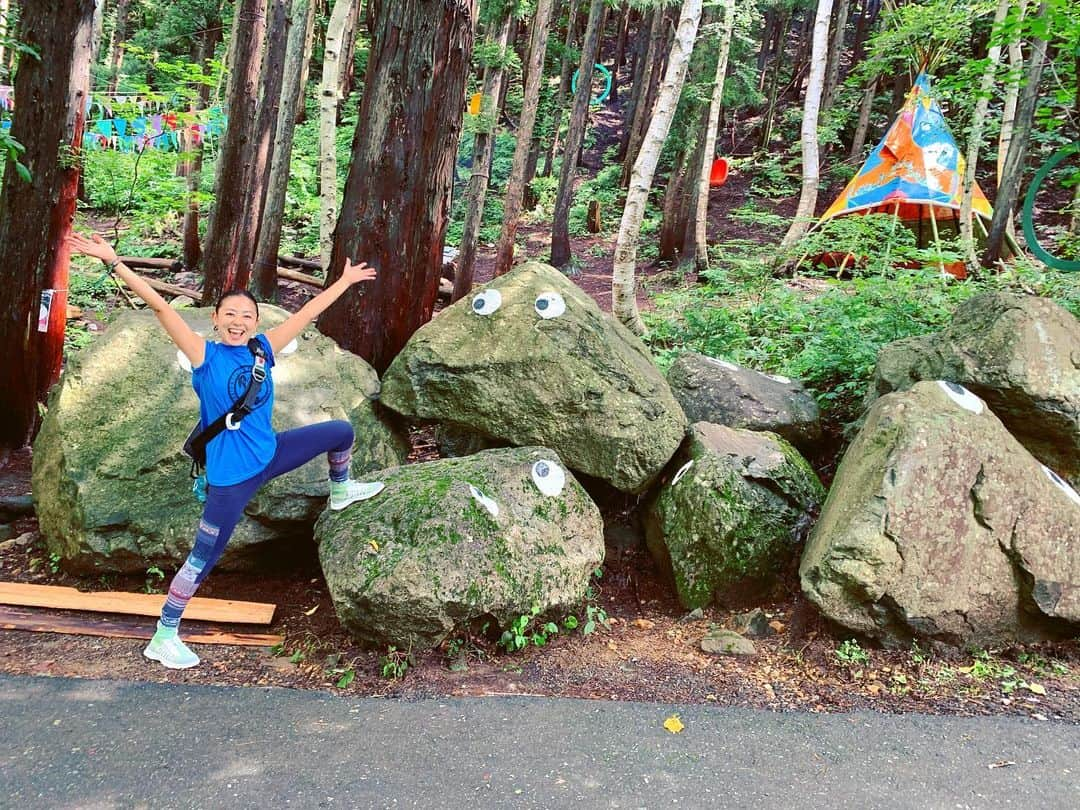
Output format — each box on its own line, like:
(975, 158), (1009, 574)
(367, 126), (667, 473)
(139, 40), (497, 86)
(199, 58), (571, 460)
(33, 267), (1079, 652)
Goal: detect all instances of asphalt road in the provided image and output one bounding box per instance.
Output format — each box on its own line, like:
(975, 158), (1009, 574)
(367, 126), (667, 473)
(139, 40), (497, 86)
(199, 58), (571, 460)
(1, 674), (1078, 809)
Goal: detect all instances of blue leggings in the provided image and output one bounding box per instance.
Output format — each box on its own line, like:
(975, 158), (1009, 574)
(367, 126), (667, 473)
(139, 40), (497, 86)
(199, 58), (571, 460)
(160, 420), (354, 628)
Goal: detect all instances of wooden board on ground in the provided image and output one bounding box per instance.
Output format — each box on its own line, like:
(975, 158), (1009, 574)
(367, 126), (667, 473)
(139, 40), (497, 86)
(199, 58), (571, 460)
(0, 582), (275, 624)
(0, 605), (283, 647)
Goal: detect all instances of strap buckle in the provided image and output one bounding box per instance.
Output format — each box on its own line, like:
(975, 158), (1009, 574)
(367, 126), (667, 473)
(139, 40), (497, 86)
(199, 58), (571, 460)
(225, 412), (242, 430)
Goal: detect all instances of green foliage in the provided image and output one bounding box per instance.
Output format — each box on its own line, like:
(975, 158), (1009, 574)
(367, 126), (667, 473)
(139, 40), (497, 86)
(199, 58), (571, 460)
(379, 645), (411, 679)
(835, 639), (871, 666)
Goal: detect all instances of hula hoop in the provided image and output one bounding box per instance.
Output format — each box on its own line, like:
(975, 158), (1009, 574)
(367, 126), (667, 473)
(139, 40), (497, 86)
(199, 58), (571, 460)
(571, 63), (612, 105)
(1022, 141), (1080, 272)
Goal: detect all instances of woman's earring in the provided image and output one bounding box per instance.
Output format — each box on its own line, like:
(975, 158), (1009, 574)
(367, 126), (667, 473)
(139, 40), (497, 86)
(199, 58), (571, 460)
(212, 324), (218, 332)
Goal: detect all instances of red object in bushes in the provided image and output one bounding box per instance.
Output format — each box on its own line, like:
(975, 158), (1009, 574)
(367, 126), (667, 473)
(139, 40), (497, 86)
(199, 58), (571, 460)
(709, 158), (729, 187)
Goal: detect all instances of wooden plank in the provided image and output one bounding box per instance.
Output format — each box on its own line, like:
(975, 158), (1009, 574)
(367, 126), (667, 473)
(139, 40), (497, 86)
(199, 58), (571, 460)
(277, 266), (325, 287)
(0, 582), (275, 624)
(0, 605), (282, 647)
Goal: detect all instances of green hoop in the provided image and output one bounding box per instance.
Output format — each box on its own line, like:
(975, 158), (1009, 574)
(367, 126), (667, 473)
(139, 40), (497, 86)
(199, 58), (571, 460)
(571, 63), (612, 106)
(1021, 141), (1080, 272)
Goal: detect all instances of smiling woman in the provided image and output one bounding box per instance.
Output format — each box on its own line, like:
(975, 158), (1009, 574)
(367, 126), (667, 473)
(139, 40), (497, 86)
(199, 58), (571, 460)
(65, 231), (387, 670)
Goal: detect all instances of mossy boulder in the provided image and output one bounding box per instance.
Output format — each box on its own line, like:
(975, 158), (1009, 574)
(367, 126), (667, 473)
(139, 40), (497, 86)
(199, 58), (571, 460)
(379, 261), (687, 492)
(802, 380), (1080, 647)
(32, 307), (409, 574)
(666, 353), (821, 452)
(866, 292), (1080, 485)
(315, 446), (604, 649)
(644, 423), (824, 609)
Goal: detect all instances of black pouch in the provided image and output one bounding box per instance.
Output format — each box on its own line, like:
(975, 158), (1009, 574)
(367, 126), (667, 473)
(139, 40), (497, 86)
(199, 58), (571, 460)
(182, 422), (206, 473)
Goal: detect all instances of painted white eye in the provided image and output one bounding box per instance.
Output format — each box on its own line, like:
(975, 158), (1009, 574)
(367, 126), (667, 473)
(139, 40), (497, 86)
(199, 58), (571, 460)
(764, 372), (792, 384)
(705, 357), (738, 371)
(671, 459), (694, 487)
(534, 292), (566, 319)
(937, 380), (984, 414)
(471, 289), (502, 316)
(176, 349), (193, 373)
(468, 484), (500, 517)
(1041, 465), (1080, 507)
(280, 338), (298, 356)
(531, 459), (566, 496)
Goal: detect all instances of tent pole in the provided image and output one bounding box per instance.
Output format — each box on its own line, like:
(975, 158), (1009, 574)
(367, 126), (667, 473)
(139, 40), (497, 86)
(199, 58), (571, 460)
(883, 201), (901, 267)
(928, 204), (946, 275)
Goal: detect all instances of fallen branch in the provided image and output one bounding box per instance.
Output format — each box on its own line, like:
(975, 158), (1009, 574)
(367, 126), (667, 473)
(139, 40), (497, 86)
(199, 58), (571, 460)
(279, 255), (322, 272)
(116, 256), (183, 272)
(278, 266), (325, 287)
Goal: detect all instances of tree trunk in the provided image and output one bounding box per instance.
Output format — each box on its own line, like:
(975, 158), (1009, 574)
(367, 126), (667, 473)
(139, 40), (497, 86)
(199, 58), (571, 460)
(200, 0), (267, 304)
(657, 141), (695, 263)
(615, 6), (653, 162)
(318, 0), (475, 374)
(848, 75), (876, 159)
(183, 21), (223, 272)
(338, 0), (363, 100)
(820, 0), (851, 114)
(758, 11), (788, 150)
(610, 4), (632, 103)
(549, 0), (605, 268)
(453, 12), (513, 301)
(248, 0), (293, 300)
(780, 0), (835, 250)
(540, 1), (581, 178)
(295, 0), (319, 124)
(252, 0), (313, 300)
(687, 0), (735, 271)
(983, 2), (1049, 268)
(997, 1), (1025, 242)
(493, 0), (556, 276)
(106, 0), (129, 94)
(959, 0), (1010, 270)
(319, 0), (358, 270)
(0, 0), (96, 453)
(621, 5), (670, 186)
(851, 0), (879, 66)
(611, 0), (702, 334)
(0, 0), (9, 72)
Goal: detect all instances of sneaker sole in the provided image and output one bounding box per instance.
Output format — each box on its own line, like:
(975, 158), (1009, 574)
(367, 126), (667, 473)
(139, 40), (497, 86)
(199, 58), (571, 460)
(143, 646), (200, 670)
(330, 482), (386, 511)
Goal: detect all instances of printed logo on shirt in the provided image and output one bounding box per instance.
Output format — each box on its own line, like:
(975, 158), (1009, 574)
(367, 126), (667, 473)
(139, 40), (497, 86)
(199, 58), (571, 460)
(227, 364), (272, 408)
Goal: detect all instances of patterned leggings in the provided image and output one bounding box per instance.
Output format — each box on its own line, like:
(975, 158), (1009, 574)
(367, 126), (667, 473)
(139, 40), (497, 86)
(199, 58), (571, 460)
(160, 420), (354, 628)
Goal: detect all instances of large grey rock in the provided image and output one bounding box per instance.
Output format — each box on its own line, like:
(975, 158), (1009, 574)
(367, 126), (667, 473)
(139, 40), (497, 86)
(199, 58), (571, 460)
(32, 307), (409, 574)
(645, 423), (824, 609)
(802, 380), (1080, 647)
(867, 292), (1080, 485)
(667, 353), (821, 451)
(380, 261), (687, 493)
(315, 446), (604, 650)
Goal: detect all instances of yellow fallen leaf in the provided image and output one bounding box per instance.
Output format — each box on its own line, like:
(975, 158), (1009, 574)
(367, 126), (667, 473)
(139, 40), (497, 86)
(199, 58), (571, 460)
(768, 620), (786, 633)
(368, 540), (379, 551)
(303, 604), (319, 616)
(1024, 682), (1046, 696)
(634, 618), (655, 630)
(663, 715), (684, 734)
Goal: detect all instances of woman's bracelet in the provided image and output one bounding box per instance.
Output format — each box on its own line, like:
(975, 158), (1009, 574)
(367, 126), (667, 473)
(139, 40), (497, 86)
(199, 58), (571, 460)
(105, 258), (120, 273)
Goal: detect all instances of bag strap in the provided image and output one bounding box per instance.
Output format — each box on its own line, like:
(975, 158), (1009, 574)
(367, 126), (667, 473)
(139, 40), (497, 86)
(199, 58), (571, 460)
(187, 338), (269, 461)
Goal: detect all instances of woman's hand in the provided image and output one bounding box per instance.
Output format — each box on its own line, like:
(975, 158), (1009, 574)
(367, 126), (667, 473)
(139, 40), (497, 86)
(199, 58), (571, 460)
(67, 232), (118, 265)
(341, 257), (377, 286)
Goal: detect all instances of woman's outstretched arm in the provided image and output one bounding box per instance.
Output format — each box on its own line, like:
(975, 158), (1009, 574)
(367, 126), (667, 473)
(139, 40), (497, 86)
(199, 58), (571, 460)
(68, 233), (206, 366)
(264, 258), (377, 354)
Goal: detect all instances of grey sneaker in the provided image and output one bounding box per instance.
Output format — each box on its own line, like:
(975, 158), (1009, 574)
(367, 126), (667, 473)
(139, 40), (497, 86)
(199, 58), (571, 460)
(330, 480), (385, 510)
(144, 634), (200, 669)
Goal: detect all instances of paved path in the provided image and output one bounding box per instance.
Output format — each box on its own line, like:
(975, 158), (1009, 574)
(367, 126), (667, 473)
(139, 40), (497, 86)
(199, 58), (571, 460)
(2, 674), (1078, 809)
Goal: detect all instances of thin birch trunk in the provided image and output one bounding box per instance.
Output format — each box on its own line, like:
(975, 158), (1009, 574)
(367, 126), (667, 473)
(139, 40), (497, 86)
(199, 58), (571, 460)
(106, 0), (130, 94)
(997, 0), (1025, 241)
(959, 0), (1010, 270)
(848, 76), (876, 158)
(295, 0), (319, 124)
(612, 0), (702, 333)
(779, 0), (835, 250)
(820, 0), (851, 114)
(541, 2), (581, 178)
(319, 0), (357, 269)
(688, 0), (735, 271)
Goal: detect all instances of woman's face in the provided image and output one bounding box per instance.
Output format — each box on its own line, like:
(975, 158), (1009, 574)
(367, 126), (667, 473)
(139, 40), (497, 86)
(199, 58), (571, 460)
(211, 295), (259, 346)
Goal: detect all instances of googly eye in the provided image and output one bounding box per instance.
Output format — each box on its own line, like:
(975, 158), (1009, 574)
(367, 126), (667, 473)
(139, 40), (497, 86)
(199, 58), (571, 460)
(705, 357), (739, 371)
(1041, 465), (1080, 507)
(670, 460), (694, 487)
(937, 380), (984, 414)
(531, 459), (566, 496)
(534, 292), (566, 319)
(763, 372), (792, 384)
(471, 289), (502, 316)
(280, 338), (299, 356)
(176, 349), (193, 373)
(468, 484), (500, 517)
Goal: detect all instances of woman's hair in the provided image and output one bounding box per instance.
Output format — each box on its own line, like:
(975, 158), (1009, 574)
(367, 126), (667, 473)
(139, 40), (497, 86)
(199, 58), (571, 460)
(214, 288), (260, 317)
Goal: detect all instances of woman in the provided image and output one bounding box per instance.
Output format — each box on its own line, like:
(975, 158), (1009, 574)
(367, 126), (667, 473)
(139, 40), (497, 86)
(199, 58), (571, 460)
(68, 232), (385, 669)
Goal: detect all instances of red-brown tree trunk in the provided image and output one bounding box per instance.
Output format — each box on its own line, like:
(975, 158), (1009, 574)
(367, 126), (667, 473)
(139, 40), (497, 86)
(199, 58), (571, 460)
(0, 0), (96, 453)
(318, 0), (476, 373)
(200, 0), (267, 304)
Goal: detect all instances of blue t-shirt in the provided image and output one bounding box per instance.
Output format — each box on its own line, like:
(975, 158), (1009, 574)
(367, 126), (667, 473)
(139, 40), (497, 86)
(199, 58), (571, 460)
(192, 334), (277, 486)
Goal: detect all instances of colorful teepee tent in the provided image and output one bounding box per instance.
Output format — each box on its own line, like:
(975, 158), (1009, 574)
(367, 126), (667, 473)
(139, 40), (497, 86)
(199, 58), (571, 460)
(815, 73), (1003, 272)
